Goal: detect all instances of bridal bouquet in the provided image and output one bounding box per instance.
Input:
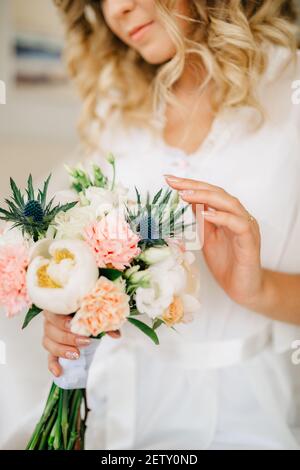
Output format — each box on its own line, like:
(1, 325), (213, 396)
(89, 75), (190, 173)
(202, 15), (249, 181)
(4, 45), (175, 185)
(0, 154), (200, 450)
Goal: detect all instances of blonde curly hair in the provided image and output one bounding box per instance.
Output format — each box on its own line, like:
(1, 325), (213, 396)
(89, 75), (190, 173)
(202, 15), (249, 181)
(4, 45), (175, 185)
(53, 0), (299, 151)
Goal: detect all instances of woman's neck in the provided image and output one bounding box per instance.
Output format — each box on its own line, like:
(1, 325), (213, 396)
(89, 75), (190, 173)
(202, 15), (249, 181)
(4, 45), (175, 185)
(162, 57), (215, 155)
(173, 56), (209, 96)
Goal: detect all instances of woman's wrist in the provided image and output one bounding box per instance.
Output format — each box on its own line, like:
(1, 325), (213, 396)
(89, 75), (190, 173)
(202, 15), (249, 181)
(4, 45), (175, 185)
(240, 268), (300, 325)
(239, 269), (277, 317)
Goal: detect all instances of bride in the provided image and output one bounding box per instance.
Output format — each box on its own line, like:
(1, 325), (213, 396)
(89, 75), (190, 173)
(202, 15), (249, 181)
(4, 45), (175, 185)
(40, 0), (300, 450)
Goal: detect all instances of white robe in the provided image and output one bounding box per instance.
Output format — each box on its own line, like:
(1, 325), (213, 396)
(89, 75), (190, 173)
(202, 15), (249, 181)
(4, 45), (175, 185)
(85, 43), (300, 450)
(2, 43), (300, 450)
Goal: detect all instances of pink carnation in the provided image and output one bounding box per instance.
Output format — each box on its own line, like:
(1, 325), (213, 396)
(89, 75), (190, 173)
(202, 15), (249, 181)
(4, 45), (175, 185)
(0, 243), (31, 317)
(84, 211), (141, 271)
(71, 276), (130, 336)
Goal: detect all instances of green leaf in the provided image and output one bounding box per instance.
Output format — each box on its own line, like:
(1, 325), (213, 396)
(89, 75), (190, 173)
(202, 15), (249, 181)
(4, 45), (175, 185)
(10, 177), (24, 208)
(0, 208), (16, 219)
(135, 186), (141, 207)
(93, 165), (108, 188)
(55, 201), (78, 214)
(40, 174), (52, 208)
(152, 318), (165, 330)
(99, 268), (123, 281)
(95, 332), (106, 339)
(44, 196), (56, 214)
(152, 188), (163, 205)
(22, 305), (42, 329)
(129, 308), (141, 316)
(26, 174), (35, 201)
(160, 188), (172, 208)
(127, 317), (159, 345)
(4, 199), (22, 216)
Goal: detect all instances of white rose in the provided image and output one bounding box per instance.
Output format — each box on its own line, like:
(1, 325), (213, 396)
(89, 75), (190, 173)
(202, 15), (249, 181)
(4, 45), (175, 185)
(85, 184), (128, 218)
(53, 205), (97, 240)
(0, 223), (27, 246)
(135, 270), (174, 319)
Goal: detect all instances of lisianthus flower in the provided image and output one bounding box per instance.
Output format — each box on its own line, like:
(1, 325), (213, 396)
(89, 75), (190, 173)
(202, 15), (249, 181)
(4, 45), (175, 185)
(135, 242), (201, 322)
(138, 246), (172, 265)
(135, 264), (184, 319)
(71, 276), (130, 337)
(162, 296), (184, 326)
(0, 242), (31, 317)
(162, 294), (201, 326)
(83, 209), (141, 271)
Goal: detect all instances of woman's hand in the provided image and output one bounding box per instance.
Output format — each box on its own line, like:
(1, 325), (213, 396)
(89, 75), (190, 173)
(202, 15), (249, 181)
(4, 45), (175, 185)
(165, 175), (264, 308)
(43, 311), (121, 378)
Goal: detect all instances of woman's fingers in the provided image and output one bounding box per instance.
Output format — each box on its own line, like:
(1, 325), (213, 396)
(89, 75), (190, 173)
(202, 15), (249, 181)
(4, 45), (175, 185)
(43, 310), (72, 332)
(45, 320), (91, 348)
(164, 175), (225, 193)
(48, 354), (62, 377)
(202, 209), (256, 235)
(165, 175), (247, 217)
(107, 330), (121, 338)
(42, 335), (80, 360)
(179, 189), (246, 217)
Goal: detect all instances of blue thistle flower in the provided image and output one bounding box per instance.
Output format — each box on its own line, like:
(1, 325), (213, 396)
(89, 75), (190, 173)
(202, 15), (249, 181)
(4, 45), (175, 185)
(0, 174), (78, 241)
(23, 200), (44, 223)
(138, 215), (160, 241)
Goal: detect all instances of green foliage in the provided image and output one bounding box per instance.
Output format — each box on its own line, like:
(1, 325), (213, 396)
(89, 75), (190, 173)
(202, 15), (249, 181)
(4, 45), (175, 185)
(124, 187), (192, 248)
(0, 174), (78, 241)
(22, 305), (42, 329)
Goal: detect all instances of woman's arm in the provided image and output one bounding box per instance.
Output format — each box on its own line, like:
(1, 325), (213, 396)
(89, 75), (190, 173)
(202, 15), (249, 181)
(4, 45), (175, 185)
(243, 270), (300, 325)
(165, 174), (300, 326)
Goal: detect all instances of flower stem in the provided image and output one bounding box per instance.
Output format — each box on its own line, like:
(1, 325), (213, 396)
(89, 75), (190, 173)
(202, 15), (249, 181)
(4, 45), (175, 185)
(26, 383), (59, 450)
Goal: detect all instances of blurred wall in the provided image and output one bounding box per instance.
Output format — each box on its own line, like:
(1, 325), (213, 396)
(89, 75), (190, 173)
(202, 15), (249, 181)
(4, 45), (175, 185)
(0, 0), (80, 202)
(12, 0), (64, 36)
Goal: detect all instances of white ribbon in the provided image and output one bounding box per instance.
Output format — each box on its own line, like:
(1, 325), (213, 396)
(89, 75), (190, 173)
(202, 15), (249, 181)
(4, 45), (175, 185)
(53, 339), (100, 390)
(85, 324), (273, 450)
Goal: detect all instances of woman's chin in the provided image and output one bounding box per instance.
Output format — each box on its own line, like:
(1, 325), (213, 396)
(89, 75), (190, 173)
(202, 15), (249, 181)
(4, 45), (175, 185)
(139, 44), (176, 65)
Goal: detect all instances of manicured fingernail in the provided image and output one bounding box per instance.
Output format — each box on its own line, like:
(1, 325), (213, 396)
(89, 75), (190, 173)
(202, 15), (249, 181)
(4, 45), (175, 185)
(164, 174), (180, 181)
(179, 190), (194, 196)
(66, 351), (80, 360)
(50, 366), (59, 377)
(76, 337), (91, 347)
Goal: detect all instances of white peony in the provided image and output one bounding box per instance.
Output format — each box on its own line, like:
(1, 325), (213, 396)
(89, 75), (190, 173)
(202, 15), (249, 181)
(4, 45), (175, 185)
(26, 239), (99, 315)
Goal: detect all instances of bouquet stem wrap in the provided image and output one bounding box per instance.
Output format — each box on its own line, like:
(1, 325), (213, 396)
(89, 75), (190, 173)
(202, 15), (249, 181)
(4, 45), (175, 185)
(26, 340), (100, 450)
(54, 340), (99, 390)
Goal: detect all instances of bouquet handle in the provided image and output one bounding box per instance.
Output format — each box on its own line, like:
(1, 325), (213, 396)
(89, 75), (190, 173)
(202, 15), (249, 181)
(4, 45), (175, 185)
(53, 339), (99, 390)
